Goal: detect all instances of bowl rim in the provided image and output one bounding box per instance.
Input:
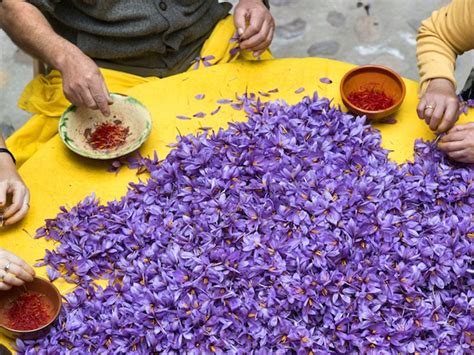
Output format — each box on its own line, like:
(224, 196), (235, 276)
(0, 276), (62, 333)
(339, 64), (407, 114)
(58, 93), (152, 160)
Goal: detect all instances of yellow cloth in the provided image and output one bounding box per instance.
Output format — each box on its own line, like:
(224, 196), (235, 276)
(416, 0), (474, 94)
(7, 15), (271, 167)
(0, 57), (473, 352)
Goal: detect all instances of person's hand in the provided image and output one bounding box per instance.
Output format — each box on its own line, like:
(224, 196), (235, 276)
(0, 157), (29, 227)
(58, 49), (113, 116)
(417, 78), (460, 134)
(438, 122), (474, 164)
(234, 0), (274, 57)
(0, 248), (35, 291)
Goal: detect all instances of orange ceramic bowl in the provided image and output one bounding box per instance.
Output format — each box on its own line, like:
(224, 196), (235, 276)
(0, 277), (62, 340)
(340, 65), (406, 121)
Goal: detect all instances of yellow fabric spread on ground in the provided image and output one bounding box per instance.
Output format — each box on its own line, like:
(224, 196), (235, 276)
(1, 24), (473, 353)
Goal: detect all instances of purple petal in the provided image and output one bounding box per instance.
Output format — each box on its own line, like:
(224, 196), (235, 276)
(319, 77), (333, 84)
(193, 112), (206, 118)
(229, 46), (241, 56)
(217, 99), (233, 104)
(230, 103), (243, 110)
(210, 106), (222, 115)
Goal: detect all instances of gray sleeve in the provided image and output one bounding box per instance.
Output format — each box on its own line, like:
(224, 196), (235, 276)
(27, 0), (61, 13)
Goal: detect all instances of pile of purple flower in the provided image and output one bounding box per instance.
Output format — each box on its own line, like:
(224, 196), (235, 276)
(19, 93), (473, 354)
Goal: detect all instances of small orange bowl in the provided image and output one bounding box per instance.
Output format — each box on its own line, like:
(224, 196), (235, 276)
(340, 65), (406, 121)
(0, 277), (62, 340)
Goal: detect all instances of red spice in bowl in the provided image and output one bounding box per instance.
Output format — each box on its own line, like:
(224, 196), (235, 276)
(347, 87), (394, 111)
(4, 292), (54, 331)
(86, 121), (130, 151)
(0, 277), (62, 339)
(340, 65), (406, 121)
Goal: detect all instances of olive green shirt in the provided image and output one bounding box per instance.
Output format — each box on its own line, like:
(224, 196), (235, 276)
(28, 0), (268, 77)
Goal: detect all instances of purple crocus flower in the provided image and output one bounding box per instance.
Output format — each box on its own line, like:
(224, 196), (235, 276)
(20, 90), (474, 354)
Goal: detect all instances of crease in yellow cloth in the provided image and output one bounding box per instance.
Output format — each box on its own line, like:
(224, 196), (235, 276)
(416, 0), (474, 94)
(7, 15), (272, 167)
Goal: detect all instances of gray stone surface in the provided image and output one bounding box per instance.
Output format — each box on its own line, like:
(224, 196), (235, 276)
(275, 18), (307, 40)
(327, 11), (346, 27)
(307, 41), (341, 57)
(1, 0), (473, 137)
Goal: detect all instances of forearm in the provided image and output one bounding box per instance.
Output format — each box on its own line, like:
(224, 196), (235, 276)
(0, 0), (82, 72)
(417, 22), (458, 94)
(0, 135), (15, 169)
(416, 0), (474, 94)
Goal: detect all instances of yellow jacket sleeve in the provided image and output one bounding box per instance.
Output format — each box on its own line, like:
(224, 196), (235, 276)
(416, 0), (474, 94)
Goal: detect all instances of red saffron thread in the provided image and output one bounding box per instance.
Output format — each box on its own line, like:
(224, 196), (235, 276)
(6, 292), (52, 330)
(88, 121), (130, 150)
(348, 88), (394, 111)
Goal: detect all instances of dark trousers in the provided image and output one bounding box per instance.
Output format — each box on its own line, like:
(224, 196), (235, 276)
(460, 67), (474, 100)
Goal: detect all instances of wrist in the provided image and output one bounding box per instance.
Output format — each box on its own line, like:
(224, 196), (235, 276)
(0, 154), (16, 170)
(0, 148), (16, 166)
(52, 43), (82, 73)
(429, 78), (455, 89)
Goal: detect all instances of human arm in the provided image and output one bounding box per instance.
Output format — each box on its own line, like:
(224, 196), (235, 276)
(0, 248), (35, 291)
(0, 135), (30, 227)
(438, 122), (474, 164)
(233, 0), (274, 57)
(0, 0), (112, 115)
(416, 0), (474, 133)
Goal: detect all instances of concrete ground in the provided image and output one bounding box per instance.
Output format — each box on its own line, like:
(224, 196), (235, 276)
(1, 0), (473, 137)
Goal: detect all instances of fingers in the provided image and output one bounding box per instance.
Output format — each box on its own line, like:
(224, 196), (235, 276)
(240, 16), (274, 54)
(437, 98), (460, 133)
(79, 90), (98, 111)
(440, 130), (467, 143)
(417, 79), (459, 133)
(0, 261), (34, 283)
(246, 21), (274, 56)
(62, 64), (112, 116)
(0, 250), (35, 278)
(418, 100), (435, 126)
(429, 104), (445, 131)
(438, 140), (465, 152)
(3, 181), (26, 219)
(0, 270), (24, 287)
(0, 181), (8, 209)
(233, 6), (248, 36)
(89, 74), (112, 117)
(438, 125), (474, 163)
(416, 98), (427, 120)
(4, 191), (29, 226)
(256, 26), (274, 53)
(0, 283), (12, 291)
(447, 122), (474, 134)
(240, 9), (265, 42)
(446, 149), (470, 161)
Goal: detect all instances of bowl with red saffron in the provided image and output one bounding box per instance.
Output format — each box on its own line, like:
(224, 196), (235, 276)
(0, 277), (62, 340)
(59, 93), (152, 159)
(340, 65), (406, 121)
